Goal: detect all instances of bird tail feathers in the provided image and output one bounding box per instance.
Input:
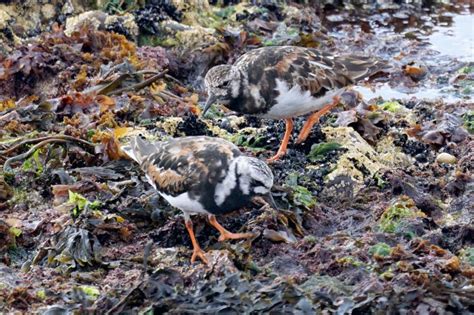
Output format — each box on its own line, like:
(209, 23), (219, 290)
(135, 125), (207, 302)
(341, 55), (391, 82)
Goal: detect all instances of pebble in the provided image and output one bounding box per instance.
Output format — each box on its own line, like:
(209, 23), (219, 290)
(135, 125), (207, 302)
(436, 152), (457, 164)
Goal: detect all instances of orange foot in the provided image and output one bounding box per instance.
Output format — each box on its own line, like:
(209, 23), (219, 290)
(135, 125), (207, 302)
(267, 151), (285, 163)
(185, 218), (208, 264)
(191, 247), (209, 264)
(208, 215), (255, 242)
(218, 231), (255, 242)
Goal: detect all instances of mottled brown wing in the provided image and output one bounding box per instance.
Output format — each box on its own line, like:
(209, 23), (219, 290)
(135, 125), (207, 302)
(275, 47), (387, 97)
(141, 136), (241, 196)
(237, 46), (387, 101)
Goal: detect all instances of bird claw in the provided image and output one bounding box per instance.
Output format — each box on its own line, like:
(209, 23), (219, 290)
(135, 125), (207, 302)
(295, 121), (317, 144)
(191, 248), (209, 264)
(266, 152), (285, 163)
(218, 232), (255, 242)
(294, 134), (307, 144)
(295, 126), (314, 143)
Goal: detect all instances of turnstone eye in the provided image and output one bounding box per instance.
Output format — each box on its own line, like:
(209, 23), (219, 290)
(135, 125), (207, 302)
(122, 135), (276, 264)
(203, 46), (390, 162)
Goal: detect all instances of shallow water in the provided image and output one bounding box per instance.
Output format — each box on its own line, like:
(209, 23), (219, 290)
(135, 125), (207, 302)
(357, 11), (473, 103)
(354, 83), (466, 103)
(428, 14), (474, 62)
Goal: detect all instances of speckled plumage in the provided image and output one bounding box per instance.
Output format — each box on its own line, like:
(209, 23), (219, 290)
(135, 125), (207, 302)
(121, 136), (274, 216)
(122, 136), (276, 263)
(204, 46), (387, 118)
(204, 46), (388, 161)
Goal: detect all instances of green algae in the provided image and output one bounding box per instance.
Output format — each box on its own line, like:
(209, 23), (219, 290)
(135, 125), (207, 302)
(369, 243), (392, 257)
(379, 197), (426, 233)
(380, 101), (402, 113)
(307, 142), (342, 162)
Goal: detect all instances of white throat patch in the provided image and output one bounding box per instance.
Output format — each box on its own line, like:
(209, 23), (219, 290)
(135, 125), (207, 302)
(230, 68), (241, 98)
(214, 159), (238, 206)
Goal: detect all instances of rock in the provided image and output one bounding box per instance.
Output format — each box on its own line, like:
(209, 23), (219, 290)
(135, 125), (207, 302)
(378, 196), (426, 233)
(0, 1), (88, 43)
(152, 247), (184, 267)
(0, 175), (13, 202)
(174, 25), (217, 51)
(0, 265), (21, 289)
(65, 10), (138, 37)
(105, 13), (139, 37)
(318, 127), (413, 199)
(41, 4), (56, 20)
(376, 135), (412, 168)
(0, 9), (12, 29)
(172, 0), (210, 12)
(266, 255), (309, 278)
(436, 152), (457, 164)
(300, 275), (352, 298)
(152, 247), (237, 277)
(227, 115), (247, 130)
(323, 127), (382, 183)
(267, 23), (300, 46)
(156, 117), (184, 136)
(153, 21), (219, 81)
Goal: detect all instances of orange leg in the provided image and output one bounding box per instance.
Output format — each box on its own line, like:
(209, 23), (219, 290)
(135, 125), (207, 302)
(295, 96), (340, 144)
(185, 219), (208, 264)
(267, 118), (294, 163)
(208, 215), (255, 242)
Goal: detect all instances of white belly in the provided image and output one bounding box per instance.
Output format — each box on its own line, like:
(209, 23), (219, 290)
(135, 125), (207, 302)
(159, 192), (210, 215)
(263, 79), (344, 119)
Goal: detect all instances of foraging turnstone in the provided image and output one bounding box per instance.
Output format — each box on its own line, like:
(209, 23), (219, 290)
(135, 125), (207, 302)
(203, 46), (388, 161)
(122, 136), (276, 264)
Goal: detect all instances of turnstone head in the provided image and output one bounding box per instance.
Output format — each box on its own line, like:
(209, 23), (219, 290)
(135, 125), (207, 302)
(122, 135), (275, 264)
(203, 46), (388, 161)
(203, 65), (240, 106)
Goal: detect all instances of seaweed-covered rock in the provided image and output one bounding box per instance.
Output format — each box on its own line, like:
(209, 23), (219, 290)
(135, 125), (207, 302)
(65, 10), (138, 38)
(1, 1), (474, 314)
(49, 226), (103, 272)
(322, 127), (384, 190)
(134, 0), (184, 36)
(0, 0), (89, 46)
(378, 196), (426, 233)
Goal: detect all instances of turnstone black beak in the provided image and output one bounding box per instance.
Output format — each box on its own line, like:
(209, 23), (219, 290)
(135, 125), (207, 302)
(122, 135), (274, 264)
(204, 45), (390, 162)
(262, 193), (278, 210)
(201, 93), (217, 117)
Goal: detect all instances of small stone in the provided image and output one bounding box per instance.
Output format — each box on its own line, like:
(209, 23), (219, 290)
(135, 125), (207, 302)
(0, 10), (12, 29)
(41, 4), (56, 20)
(436, 152), (457, 164)
(150, 209), (163, 222)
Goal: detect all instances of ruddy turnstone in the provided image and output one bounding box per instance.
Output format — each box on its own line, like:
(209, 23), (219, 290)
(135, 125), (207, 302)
(203, 46), (388, 161)
(122, 136), (276, 264)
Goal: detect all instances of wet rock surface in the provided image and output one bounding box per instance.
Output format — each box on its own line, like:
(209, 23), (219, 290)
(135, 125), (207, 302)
(0, 0), (473, 313)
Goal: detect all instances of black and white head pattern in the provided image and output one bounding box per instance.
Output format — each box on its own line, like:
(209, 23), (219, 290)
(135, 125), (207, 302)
(214, 156), (273, 207)
(204, 64), (241, 105)
(236, 156), (274, 195)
